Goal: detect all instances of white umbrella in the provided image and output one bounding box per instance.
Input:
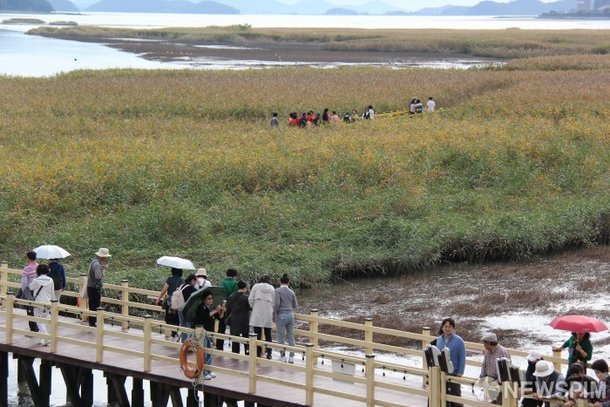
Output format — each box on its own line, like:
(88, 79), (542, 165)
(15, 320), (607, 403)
(156, 256), (195, 270)
(33, 245), (71, 260)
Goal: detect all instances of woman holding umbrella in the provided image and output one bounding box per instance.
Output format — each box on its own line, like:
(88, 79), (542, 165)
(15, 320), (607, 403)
(552, 332), (593, 367)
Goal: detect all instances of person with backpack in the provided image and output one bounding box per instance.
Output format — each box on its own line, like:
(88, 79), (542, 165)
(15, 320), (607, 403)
(87, 248), (111, 328)
(155, 267), (183, 341)
(29, 264), (55, 345)
(177, 273), (198, 342)
(47, 258), (66, 302)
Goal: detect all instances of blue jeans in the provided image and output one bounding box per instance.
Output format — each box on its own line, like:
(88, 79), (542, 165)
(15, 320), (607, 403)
(178, 311), (192, 342)
(276, 312), (295, 357)
(203, 335), (213, 375)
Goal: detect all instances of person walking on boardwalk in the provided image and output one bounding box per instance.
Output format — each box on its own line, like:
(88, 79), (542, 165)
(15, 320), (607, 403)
(156, 267), (183, 341)
(249, 275), (275, 359)
(274, 273), (298, 363)
(178, 274), (198, 342)
(194, 289), (225, 380)
(47, 258), (66, 302)
(226, 280), (251, 355)
(87, 247), (111, 327)
(436, 318), (466, 407)
(217, 268), (238, 350)
(480, 332), (511, 404)
(29, 264), (55, 345)
(21, 251), (39, 334)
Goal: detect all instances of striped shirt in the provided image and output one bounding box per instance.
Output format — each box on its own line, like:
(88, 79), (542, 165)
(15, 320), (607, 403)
(480, 345), (511, 379)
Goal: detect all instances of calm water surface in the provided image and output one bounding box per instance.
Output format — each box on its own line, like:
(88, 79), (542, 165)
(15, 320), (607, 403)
(1, 12), (610, 77)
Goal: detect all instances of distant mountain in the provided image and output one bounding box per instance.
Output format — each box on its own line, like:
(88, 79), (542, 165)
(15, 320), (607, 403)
(87, 0), (239, 13)
(218, 0), (405, 15)
(0, 0), (53, 12)
(48, 0), (78, 11)
(438, 0), (574, 15)
(220, 0), (286, 14)
(325, 7), (360, 15)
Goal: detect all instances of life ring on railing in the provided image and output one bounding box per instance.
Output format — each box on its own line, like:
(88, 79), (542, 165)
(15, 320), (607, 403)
(179, 339), (205, 379)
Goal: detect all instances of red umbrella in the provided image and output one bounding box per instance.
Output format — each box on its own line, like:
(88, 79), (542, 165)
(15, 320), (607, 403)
(548, 315), (607, 333)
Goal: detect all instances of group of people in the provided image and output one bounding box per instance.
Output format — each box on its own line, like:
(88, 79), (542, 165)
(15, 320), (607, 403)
(270, 97), (436, 128)
(156, 268), (299, 380)
(273, 105), (376, 128)
(434, 318), (610, 407)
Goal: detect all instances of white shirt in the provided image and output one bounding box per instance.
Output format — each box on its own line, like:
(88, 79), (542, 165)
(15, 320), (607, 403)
(29, 275), (55, 304)
(427, 100), (436, 112)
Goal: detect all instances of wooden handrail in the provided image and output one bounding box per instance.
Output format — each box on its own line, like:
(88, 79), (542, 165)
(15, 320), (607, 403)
(0, 262), (572, 407)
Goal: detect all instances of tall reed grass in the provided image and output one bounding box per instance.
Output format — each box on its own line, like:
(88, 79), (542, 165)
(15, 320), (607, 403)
(1, 63), (609, 287)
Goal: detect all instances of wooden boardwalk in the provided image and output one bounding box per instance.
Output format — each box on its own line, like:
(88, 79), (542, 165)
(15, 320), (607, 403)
(0, 264), (568, 407)
(0, 307), (427, 406)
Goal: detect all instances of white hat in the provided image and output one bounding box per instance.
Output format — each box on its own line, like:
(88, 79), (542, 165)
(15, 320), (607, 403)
(527, 350), (542, 362)
(95, 248), (111, 258)
(196, 268), (207, 278)
(481, 332), (498, 343)
(532, 361), (554, 377)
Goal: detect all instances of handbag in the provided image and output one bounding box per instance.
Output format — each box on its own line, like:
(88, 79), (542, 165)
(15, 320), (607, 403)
(79, 276), (89, 299)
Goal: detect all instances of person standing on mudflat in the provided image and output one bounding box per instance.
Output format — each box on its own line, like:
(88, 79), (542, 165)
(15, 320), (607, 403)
(87, 248), (111, 327)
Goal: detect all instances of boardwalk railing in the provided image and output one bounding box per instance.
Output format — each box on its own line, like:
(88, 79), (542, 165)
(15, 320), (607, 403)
(0, 263), (569, 407)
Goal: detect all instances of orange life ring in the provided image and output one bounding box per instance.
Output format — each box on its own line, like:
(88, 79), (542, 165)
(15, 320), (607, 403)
(179, 340), (205, 379)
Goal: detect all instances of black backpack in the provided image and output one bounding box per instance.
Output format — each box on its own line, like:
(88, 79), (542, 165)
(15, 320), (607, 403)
(47, 267), (61, 290)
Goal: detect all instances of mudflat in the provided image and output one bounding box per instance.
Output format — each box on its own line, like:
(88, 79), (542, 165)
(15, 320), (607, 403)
(105, 39), (492, 65)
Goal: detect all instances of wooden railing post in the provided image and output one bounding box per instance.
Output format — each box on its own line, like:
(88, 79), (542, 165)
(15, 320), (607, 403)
(502, 381), (518, 407)
(422, 326), (431, 367)
(50, 300), (59, 353)
(309, 309), (319, 349)
(248, 333), (258, 394)
(96, 308), (104, 362)
(552, 348), (562, 371)
(121, 279), (129, 332)
(365, 354), (375, 407)
(305, 343), (314, 406)
(429, 366), (441, 407)
(440, 371), (447, 407)
(364, 317), (374, 355)
(5, 293), (14, 344)
(79, 274), (88, 323)
(143, 315), (152, 372)
(0, 263), (8, 303)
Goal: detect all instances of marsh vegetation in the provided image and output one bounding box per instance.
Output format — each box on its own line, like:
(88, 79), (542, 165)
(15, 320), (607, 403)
(1, 32), (610, 289)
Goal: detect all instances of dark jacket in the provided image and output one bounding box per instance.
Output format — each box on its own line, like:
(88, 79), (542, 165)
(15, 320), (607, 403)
(226, 291), (250, 335)
(194, 304), (218, 332)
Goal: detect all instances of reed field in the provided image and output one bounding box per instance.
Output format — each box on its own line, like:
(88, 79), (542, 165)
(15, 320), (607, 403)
(1, 53), (610, 288)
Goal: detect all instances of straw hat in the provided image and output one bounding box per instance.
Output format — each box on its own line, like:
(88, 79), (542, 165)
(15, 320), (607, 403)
(196, 268), (207, 278)
(95, 248), (112, 258)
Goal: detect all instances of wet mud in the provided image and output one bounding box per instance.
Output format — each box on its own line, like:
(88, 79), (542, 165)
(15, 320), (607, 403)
(297, 246), (610, 353)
